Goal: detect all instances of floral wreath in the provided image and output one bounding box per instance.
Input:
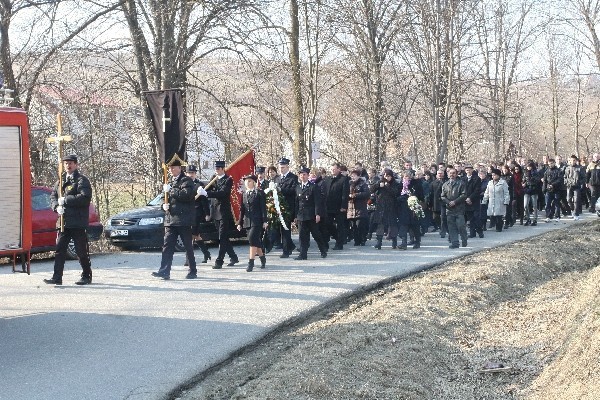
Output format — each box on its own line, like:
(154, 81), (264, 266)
(264, 181), (290, 230)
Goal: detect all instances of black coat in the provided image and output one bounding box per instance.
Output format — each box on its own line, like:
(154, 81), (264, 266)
(258, 179), (269, 191)
(463, 174), (482, 211)
(51, 169), (91, 229)
(347, 177), (370, 219)
(164, 172), (196, 226)
(428, 178), (446, 213)
(238, 189), (267, 228)
(278, 172), (299, 218)
(371, 179), (400, 226)
(207, 174), (234, 222)
(397, 179), (423, 225)
(323, 173), (350, 213)
(543, 166), (563, 193)
(295, 181), (324, 221)
(522, 170), (541, 195)
(192, 178), (210, 225)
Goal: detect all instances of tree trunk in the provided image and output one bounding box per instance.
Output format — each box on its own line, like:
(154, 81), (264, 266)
(289, 0), (306, 167)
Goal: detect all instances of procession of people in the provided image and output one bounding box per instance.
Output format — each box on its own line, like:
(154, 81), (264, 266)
(43, 152), (600, 283)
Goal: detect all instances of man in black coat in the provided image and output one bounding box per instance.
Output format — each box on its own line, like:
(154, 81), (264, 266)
(277, 157), (298, 258)
(428, 169), (448, 237)
(294, 166), (328, 260)
(206, 160), (239, 268)
(322, 162), (350, 250)
(152, 160), (197, 279)
(256, 166), (269, 190)
(185, 165), (211, 264)
(44, 154), (93, 285)
(463, 164), (483, 238)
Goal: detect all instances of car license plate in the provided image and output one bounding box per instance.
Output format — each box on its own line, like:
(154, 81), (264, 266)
(111, 230), (128, 237)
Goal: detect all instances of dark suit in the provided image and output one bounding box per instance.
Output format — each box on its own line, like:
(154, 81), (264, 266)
(206, 174), (238, 266)
(238, 189), (267, 247)
(189, 178), (211, 262)
(278, 172), (298, 255)
(463, 174), (483, 237)
(258, 179), (269, 191)
(159, 172), (197, 275)
(322, 174), (350, 248)
(295, 181), (327, 258)
(50, 169), (92, 280)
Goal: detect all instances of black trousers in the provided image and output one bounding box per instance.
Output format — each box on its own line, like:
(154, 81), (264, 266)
(159, 226), (196, 275)
(326, 211), (347, 247)
(298, 219), (328, 257)
(215, 219), (237, 263)
(465, 208), (482, 235)
(490, 215), (504, 231)
(398, 223), (420, 245)
(349, 217), (368, 245)
(280, 216), (295, 255)
(53, 227), (91, 279)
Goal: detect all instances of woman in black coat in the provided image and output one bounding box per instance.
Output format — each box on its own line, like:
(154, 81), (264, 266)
(237, 175), (268, 272)
(371, 168), (400, 249)
(397, 171), (424, 250)
(347, 170), (370, 246)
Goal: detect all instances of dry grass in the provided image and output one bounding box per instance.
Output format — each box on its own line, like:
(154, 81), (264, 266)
(176, 220), (600, 400)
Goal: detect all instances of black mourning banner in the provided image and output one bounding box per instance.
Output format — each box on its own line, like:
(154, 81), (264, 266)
(144, 89), (186, 165)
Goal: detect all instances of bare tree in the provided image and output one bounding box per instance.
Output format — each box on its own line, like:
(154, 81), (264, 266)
(331, 0), (406, 165)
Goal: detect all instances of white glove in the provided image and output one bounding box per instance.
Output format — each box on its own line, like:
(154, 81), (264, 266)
(162, 203), (170, 211)
(163, 183), (171, 193)
(56, 205), (65, 215)
(58, 197), (65, 205)
(196, 187), (207, 196)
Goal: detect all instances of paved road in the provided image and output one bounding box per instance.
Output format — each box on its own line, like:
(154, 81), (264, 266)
(0, 217), (590, 400)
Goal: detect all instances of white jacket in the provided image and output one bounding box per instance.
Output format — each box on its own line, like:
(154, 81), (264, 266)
(483, 179), (510, 216)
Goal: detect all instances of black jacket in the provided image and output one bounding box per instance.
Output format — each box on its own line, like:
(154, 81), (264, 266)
(192, 178), (211, 225)
(238, 189), (267, 228)
(323, 173), (350, 213)
(587, 161), (600, 186)
(428, 178), (446, 213)
(463, 174), (482, 211)
(207, 174), (235, 222)
(543, 166), (563, 192)
(371, 178), (400, 226)
(295, 181), (324, 221)
(278, 172), (299, 218)
(522, 170), (541, 195)
(164, 172), (196, 227)
(51, 169), (92, 229)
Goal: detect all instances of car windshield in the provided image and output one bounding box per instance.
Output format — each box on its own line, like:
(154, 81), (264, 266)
(147, 194), (164, 206)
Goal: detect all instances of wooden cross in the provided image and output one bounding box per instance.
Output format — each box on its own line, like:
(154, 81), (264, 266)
(46, 114), (72, 232)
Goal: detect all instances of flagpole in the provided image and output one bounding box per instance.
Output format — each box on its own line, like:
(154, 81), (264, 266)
(202, 147), (255, 191)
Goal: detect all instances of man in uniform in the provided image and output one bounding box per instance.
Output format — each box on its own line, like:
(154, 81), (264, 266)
(294, 166), (328, 260)
(185, 165), (211, 264)
(256, 166), (269, 190)
(277, 157), (298, 258)
(44, 154), (93, 285)
(206, 160), (239, 268)
(152, 160), (197, 279)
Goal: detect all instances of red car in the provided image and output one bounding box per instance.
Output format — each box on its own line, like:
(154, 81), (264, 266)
(31, 186), (103, 259)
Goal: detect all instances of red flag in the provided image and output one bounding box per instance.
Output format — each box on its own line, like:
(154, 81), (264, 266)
(224, 149), (255, 222)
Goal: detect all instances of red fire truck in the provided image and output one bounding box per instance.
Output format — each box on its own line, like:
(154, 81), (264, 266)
(0, 106), (32, 273)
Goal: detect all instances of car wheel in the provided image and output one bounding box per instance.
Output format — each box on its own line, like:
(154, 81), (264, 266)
(66, 239), (78, 260)
(174, 236), (185, 252)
